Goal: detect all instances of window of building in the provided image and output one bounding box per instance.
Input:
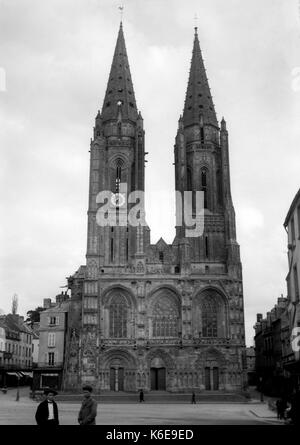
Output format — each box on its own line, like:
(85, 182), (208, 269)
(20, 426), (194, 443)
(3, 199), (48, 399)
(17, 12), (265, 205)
(159, 251), (164, 263)
(205, 235), (209, 258)
(201, 169), (208, 209)
(109, 294), (127, 338)
(48, 333), (56, 348)
(216, 169), (222, 206)
(200, 126), (204, 143)
(294, 265), (299, 301)
(201, 297), (219, 337)
(187, 168), (192, 191)
(110, 238), (114, 262)
(291, 217), (296, 243)
(83, 314), (97, 325)
(152, 296), (178, 337)
(48, 352), (55, 366)
(116, 166), (121, 193)
(83, 297), (97, 310)
(297, 206), (300, 239)
(49, 316), (58, 326)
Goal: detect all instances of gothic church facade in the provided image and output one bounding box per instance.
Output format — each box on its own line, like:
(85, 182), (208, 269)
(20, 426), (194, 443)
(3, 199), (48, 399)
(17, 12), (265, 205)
(63, 23), (246, 393)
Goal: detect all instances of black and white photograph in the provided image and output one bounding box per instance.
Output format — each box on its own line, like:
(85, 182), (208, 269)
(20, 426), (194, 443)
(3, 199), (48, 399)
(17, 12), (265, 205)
(0, 0), (300, 430)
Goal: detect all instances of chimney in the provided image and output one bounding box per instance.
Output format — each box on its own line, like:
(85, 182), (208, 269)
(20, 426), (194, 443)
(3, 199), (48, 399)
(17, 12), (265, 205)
(256, 314), (263, 323)
(43, 298), (51, 309)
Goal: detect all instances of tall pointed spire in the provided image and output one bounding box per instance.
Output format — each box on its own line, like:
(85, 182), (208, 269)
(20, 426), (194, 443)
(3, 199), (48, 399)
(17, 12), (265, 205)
(101, 22), (138, 122)
(182, 27), (218, 128)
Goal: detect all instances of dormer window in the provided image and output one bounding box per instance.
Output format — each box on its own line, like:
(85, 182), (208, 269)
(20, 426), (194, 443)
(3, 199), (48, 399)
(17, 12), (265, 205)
(159, 252), (164, 263)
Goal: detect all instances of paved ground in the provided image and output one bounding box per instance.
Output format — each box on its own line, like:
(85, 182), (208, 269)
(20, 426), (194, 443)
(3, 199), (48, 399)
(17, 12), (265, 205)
(0, 387), (284, 425)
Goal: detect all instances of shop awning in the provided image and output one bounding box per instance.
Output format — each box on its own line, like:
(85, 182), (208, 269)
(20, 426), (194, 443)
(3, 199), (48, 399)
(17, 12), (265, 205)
(21, 372), (33, 377)
(6, 372), (19, 376)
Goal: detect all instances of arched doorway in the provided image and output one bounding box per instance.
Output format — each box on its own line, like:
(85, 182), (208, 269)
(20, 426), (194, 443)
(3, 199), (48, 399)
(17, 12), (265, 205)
(204, 366), (219, 390)
(150, 357), (166, 390)
(101, 350), (137, 392)
(109, 359), (124, 391)
(110, 362), (124, 391)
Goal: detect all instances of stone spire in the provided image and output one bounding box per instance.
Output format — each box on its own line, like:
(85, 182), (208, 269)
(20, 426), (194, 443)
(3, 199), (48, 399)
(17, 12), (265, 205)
(182, 27), (218, 128)
(101, 22), (138, 122)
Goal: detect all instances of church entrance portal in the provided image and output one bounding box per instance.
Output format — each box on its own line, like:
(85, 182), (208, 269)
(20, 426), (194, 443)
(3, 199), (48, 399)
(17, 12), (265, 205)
(150, 368), (166, 390)
(205, 367), (219, 390)
(150, 356), (166, 390)
(110, 367), (124, 391)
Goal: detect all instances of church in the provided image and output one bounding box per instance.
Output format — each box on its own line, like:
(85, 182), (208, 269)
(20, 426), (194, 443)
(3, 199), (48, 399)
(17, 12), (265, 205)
(62, 22), (246, 393)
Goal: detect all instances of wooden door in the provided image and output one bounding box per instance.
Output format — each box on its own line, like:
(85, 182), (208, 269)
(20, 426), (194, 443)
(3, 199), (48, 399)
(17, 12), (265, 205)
(110, 368), (115, 391)
(205, 367), (211, 390)
(157, 368), (166, 390)
(213, 367), (219, 390)
(118, 368), (124, 391)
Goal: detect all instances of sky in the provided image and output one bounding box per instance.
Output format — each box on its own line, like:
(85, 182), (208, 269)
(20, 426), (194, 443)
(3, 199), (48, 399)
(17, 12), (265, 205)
(0, 0), (300, 346)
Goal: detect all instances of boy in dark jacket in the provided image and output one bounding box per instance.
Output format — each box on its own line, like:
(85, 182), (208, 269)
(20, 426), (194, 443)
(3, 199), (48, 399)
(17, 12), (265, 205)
(78, 385), (97, 425)
(35, 389), (59, 426)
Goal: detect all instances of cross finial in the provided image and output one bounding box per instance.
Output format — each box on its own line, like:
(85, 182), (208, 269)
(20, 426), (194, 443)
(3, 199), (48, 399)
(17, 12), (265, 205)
(194, 13), (198, 34)
(118, 5), (124, 22)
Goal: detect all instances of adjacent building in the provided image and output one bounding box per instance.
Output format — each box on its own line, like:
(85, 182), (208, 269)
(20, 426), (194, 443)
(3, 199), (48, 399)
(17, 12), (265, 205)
(0, 314), (34, 386)
(283, 188), (300, 389)
(254, 297), (294, 396)
(245, 346), (256, 386)
(32, 294), (70, 390)
(31, 323), (40, 367)
(0, 326), (5, 370)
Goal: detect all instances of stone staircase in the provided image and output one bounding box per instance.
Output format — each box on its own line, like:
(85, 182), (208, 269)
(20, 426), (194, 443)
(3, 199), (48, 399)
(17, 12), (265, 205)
(55, 390), (249, 404)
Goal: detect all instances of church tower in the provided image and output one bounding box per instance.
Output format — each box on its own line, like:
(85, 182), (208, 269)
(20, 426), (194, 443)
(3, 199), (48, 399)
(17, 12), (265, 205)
(174, 27), (241, 279)
(86, 22), (148, 276)
(63, 24), (247, 395)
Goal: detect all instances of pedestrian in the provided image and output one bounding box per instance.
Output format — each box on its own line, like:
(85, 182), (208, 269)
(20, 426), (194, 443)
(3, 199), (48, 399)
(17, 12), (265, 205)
(139, 389), (144, 403)
(191, 392), (196, 404)
(35, 388), (59, 426)
(78, 385), (97, 425)
(275, 399), (281, 419)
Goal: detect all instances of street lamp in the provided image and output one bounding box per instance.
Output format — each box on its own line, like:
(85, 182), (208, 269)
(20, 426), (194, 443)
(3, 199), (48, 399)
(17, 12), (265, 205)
(16, 375), (20, 402)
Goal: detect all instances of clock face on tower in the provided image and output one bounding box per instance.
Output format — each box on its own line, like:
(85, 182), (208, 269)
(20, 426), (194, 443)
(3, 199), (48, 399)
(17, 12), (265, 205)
(111, 192), (126, 207)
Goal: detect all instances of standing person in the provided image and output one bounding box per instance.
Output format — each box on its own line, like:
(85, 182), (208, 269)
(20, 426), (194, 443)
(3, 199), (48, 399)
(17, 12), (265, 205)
(275, 399), (281, 419)
(191, 392), (196, 404)
(35, 389), (59, 426)
(139, 389), (144, 403)
(78, 385), (97, 425)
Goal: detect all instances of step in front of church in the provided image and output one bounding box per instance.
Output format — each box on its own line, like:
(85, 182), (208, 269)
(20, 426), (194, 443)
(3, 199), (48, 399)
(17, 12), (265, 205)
(55, 391), (249, 404)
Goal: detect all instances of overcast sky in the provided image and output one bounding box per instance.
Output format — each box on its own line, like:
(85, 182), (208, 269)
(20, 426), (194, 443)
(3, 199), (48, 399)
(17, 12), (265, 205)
(0, 0), (300, 346)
